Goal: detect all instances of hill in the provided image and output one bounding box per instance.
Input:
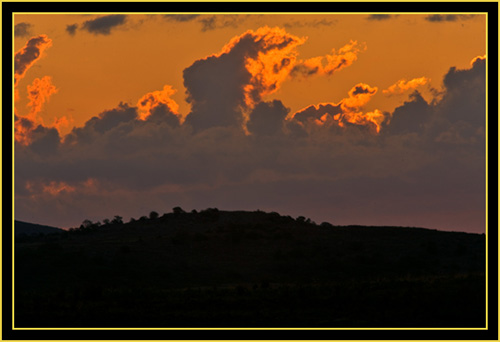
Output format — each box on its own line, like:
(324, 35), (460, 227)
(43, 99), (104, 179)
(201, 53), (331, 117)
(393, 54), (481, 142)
(14, 220), (64, 237)
(14, 208), (486, 328)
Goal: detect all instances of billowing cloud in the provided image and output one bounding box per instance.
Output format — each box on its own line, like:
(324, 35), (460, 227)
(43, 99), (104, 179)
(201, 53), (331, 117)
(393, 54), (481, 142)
(13, 23), (486, 234)
(81, 15), (127, 35)
(292, 40), (365, 78)
(14, 22), (33, 37)
(66, 23), (78, 36)
(384, 55), (485, 142)
(14, 35), (52, 86)
(425, 14), (476, 22)
(136, 85), (180, 122)
(292, 83), (386, 133)
(183, 26), (306, 131)
(247, 100), (290, 136)
(383, 77), (430, 96)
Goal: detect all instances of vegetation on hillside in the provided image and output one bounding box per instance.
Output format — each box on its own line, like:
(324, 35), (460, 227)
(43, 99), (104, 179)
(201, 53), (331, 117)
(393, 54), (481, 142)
(15, 208), (486, 328)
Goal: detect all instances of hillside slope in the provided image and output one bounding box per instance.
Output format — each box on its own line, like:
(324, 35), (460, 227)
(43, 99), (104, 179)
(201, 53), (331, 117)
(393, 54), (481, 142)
(15, 209), (486, 328)
(15, 220), (64, 237)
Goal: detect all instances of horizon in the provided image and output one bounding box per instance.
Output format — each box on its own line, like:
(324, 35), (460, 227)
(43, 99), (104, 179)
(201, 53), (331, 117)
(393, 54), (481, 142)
(14, 207), (485, 235)
(13, 12), (487, 234)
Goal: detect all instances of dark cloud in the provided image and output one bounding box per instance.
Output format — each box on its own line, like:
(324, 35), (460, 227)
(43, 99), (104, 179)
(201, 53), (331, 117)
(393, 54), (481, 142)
(13, 28), (486, 233)
(383, 91), (431, 135)
(14, 22), (33, 37)
(66, 23), (78, 36)
(81, 15), (127, 35)
(163, 14), (200, 22)
(384, 56), (486, 146)
(65, 102), (137, 145)
(199, 15), (247, 32)
(292, 103), (342, 125)
(283, 18), (337, 28)
(365, 14), (396, 21)
(425, 14), (475, 22)
(351, 84), (377, 96)
(14, 35), (52, 86)
(247, 100), (289, 136)
(183, 51), (250, 130)
(183, 27), (303, 131)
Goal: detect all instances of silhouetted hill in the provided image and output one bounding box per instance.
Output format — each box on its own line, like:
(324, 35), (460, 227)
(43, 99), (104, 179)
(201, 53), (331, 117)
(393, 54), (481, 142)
(15, 208), (486, 328)
(14, 220), (64, 237)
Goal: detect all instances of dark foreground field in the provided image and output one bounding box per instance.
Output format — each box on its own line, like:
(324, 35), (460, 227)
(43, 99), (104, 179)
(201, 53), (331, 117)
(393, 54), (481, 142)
(15, 209), (486, 328)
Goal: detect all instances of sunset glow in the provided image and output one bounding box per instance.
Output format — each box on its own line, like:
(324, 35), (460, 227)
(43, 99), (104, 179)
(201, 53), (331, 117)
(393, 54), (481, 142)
(13, 13), (487, 233)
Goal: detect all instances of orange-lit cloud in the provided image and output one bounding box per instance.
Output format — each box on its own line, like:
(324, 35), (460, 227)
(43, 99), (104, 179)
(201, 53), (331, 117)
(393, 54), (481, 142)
(292, 83), (386, 133)
(136, 85), (180, 121)
(14, 116), (34, 145)
(42, 181), (76, 196)
(15, 76), (66, 145)
(293, 40), (366, 78)
(183, 26), (307, 131)
(382, 77), (430, 96)
(470, 55), (486, 66)
(341, 83), (378, 110)
(26, 76), (58, 121)
(14, 35), (52, 86)
(52, 115), (73, 136)
(231, 26), (306, 108)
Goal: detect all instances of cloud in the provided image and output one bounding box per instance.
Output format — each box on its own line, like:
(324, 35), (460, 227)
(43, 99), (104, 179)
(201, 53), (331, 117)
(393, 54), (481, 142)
(183, 26), (306, 131)
(283, 18), (337, 28)
(247, 100), (290, 136)
(81, 15), (127, 35)
(26, 76), (58, 122)
(14, 22), (33, 37)
(14, 35), (53, 86)
(199, 15), (247, 32)
(383, 77), (430, 96)
(383, 91), (432, 135)
(66, 23), (78, 36)
(365, 14), (396, 21)
(291, 83), (386, 133)
(136, 85), (180, 122)
(383, 56), (486, 143)
(13, 25), (486, 234)
(163, 14), (200, 22)
(292, 40), (366, 78)
(425, 14), (476, 22)
(436, 55), (485, 127)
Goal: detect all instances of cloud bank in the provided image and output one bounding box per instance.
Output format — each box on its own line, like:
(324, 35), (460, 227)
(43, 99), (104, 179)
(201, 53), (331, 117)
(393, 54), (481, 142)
(14, 28), (487, 233)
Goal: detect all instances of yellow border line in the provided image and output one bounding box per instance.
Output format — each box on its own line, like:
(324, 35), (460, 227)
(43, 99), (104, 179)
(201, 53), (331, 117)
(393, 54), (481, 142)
(12, 12), (490, 14)
(11, 10), (490, 331)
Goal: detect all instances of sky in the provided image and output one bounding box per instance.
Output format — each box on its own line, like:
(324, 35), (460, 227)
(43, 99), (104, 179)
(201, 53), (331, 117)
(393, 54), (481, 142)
(13, 13), (487, 233)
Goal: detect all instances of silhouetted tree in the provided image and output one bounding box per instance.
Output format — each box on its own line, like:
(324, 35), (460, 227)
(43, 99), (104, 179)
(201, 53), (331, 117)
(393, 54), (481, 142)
(296, 216), (306, 223)
(103, 219), (110, 225)
(173, 206), (186, 215)
(81, 219), (93, 229)
(111, 215), (123, 225)
(149, 211), (159, 220)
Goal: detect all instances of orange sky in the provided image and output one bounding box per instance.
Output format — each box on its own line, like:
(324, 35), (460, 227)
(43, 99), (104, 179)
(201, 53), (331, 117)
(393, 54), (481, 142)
(14, 13), (486, 136)
(13, 13), (489, 232)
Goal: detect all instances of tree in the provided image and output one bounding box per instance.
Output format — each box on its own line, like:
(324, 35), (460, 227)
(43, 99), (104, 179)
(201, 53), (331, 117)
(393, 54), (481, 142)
(81, 219), (94, 229)
(149, 211), (159, 220)
(172, 206), (185, 215)
(111, 215), (123, 225)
